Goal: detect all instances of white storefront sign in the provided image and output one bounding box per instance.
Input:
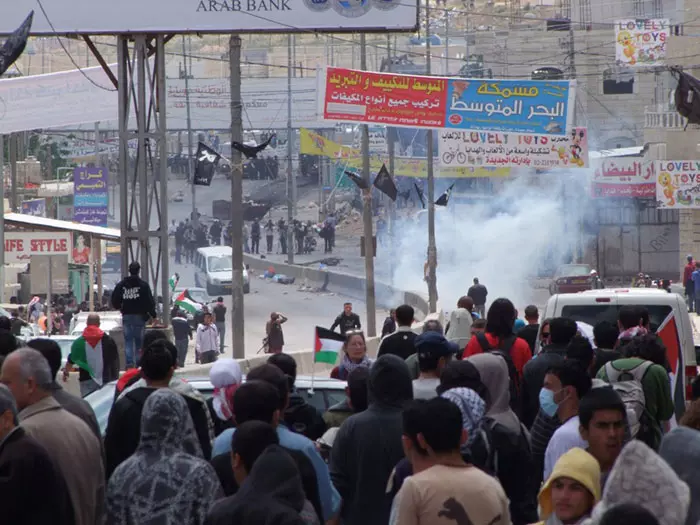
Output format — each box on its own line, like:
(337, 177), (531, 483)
(4, 232), (72, 264)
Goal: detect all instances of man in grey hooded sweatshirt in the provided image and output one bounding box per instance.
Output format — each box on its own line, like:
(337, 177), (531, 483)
(330, 354), (413, 525)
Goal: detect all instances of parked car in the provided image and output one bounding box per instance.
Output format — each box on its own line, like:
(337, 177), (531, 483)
(549, 263), (594, 295)
(86, 375), (346, 436)
(49, 334), (80, 367)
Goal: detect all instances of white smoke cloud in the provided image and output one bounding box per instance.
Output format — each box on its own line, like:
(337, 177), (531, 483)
(386, 170), (591, 312)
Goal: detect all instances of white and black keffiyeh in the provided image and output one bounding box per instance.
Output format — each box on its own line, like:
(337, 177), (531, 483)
(105, 389), (222, 525)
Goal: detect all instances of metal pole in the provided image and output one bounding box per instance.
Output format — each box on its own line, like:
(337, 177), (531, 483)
(0, 135), (4, 302)
(9, 134), (17, 212)
(157, 35), (170, 325)
(386, 36), (396, 287)
(47, 258), (53, 335)
(118, 36), (129, 278)
(94, 122), (103, 308)
(360, 34), (377, 337)
(444, 9), (449, 75)
(229, 35), (245, 359)
(183, 36), (196, 222)
(286, 34), (295, 265)
(425, 0), (438, 312)
(88, 235), (95, 312)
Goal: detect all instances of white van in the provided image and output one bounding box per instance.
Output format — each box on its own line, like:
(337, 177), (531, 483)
(540, 288), (698, 417)
(194, 246), (250, 295)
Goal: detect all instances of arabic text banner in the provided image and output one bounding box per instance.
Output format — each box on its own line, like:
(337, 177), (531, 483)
(591, 158), (656, 198)
(322, 67), (448, 128)
(657, 161), (700, 209)
(300, 128), (510, 178)
(445, 79), (575, 136)
(438, 127), (588, 169)
(3, 232), (71, 264)
(73, 167), (109, 227)
(615, 19), (669, 67)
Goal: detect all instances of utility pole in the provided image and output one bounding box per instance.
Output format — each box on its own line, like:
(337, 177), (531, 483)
(0, 135), (4, 302)
(386, 36), (396, 287)
(360, 34), (377, 337)
(9, 134), (17, 212)
(182, 36), (196, 223)
(229, 35), (245, 359)
(286, 34), (296, 265)
(425, 0), (438, 312)
(444, 8), (449, 75)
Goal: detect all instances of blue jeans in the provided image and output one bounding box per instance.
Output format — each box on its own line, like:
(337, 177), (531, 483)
(216, 321), (226, 354)
(123, 315), (146, 367)
(175, 338), (189, 367)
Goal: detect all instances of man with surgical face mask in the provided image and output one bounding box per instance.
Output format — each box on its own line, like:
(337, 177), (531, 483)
(541, 360), (592, 481)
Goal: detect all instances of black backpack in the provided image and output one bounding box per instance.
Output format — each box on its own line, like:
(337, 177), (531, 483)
(476, 332), (522, 417)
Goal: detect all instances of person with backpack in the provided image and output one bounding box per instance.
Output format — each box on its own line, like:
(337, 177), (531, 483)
(596, 333), (674, 450)
(468, 352), (539, 525)
(542, 360), (593, 480)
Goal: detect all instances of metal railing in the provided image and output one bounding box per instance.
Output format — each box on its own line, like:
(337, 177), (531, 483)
(644, 105), (691, 129)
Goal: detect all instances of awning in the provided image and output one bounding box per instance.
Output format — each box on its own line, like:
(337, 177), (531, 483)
(4, 213), (120, 241)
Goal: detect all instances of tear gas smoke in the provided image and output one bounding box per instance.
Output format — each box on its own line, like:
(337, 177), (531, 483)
(386, 171), (591, 312)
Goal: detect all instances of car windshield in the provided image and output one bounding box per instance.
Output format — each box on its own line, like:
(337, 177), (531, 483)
(208, 255), (232, 272)
(561, 304), (673, 333)
(54, 339), (75, 362)
(188, 289), (208, 304)
(557, 265), (591, 278)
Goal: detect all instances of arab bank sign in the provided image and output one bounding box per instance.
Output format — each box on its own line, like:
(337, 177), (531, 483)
(1, 0), (418, 34)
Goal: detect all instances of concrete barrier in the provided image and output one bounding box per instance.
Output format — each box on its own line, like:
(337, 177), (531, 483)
(177, 254), (441, 378)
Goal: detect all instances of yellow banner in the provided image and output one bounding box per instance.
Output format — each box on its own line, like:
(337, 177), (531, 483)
(299, 128), (511, 179)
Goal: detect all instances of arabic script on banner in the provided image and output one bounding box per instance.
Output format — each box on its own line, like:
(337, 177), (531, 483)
(321, 68), (575, 136)
(73, 167), (109, 227)
(591, 158), (656, 198)
(656, 161), (700, 209)
(438, 128), (588, 168)
(615, 19), (669, 67)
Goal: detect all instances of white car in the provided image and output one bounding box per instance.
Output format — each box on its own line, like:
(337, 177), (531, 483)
(194, 246), (250, 295)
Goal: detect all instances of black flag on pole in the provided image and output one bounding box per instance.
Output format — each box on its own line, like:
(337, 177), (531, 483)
(373, 163), (398, 201)
(231, 134), (275, 159)
(344, 170), (369, 190)
(435, 183), (455, 207)
(0, 11), (34, 77)
(193, 142), (221, 186)
(413, 182), (426, 209)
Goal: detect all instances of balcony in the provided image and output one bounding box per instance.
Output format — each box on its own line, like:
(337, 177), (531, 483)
(644, 105), (695, 130)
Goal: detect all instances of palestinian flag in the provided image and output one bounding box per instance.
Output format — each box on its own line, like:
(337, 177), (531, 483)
(69, 327), (105, 386)
(175, 289), (200, 314)
(169, 273), (180, 292)
(314, 326), (345, 365)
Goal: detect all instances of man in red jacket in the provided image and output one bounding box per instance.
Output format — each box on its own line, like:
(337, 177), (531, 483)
(684, 254), (695, 311)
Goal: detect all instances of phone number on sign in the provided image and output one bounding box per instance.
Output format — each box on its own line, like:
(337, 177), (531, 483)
(532, 158), (562, 167)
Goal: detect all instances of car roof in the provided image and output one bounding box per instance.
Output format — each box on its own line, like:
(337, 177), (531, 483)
(196, 246), (233, 256)
(181, 375), (346, 390)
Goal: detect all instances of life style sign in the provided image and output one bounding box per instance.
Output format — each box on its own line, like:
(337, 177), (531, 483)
(320, 67), (575, 136)
(4, 232), (71, 264)
(656, 161), (700, 209)
(438, 127), (588, 168)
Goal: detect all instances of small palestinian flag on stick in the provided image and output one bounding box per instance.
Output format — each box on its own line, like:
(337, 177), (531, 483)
(169, 273), (180, 292)
(314, 326), (345, 365)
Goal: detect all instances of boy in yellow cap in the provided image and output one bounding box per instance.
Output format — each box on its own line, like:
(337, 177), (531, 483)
(536, 448), (601, 525)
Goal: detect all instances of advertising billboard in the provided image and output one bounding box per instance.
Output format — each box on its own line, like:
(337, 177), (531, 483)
(438, 127), (588, 169)
(320, 67), (575, 136)
(3, 232), (71, 264)
(2, 0), (418, 35)
(73, 167), (109, 227)
(591, 158), (656, 198)
(615, 19), (669, 67)
(656, 160), (700, 209)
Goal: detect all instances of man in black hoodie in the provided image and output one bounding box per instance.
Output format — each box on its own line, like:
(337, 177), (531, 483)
(104, 341), (211, 478)
(206, 421), (319, 525)
(330, 354), (413, 525)
(330, 302), (361, 336)
(520, 317), (578, 428)
(111, 261), (157, 368)
(268, 353), (326, 441)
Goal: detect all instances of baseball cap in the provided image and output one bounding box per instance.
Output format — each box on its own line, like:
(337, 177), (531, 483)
(415, 331), (452, 359)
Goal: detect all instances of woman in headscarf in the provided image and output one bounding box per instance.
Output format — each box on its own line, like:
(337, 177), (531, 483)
(207, 358), (243, 437)
(537, 448), (601, 525)
(468, 353), (538, 525)
(331, 331), (372, 381)
(106, 389), (223, 525)
(583, 440), (690, 525)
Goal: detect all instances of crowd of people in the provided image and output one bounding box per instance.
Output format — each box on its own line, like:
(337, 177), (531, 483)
(0, 287), (699, 525)
(244, 215), (337, 256)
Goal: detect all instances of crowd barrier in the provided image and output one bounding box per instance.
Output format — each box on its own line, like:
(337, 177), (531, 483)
(177, 255), (443, 378)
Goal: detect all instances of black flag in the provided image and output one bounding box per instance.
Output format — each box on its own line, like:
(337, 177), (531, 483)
(413, 182), (426, 209)
(193, 142), (221, 186)
(0, 12), (33, 77)
(373, 163), (398, 201)
(345, 170), (369, 190)
(231, 134), (275, 159)
(672, 68), (700, 126)
(435, 183), (455, 207)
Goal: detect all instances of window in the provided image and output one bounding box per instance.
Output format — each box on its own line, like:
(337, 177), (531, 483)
(602, 67), (634, 95)
(561, 304), (672, 332)
(208, 255), (233, 272)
